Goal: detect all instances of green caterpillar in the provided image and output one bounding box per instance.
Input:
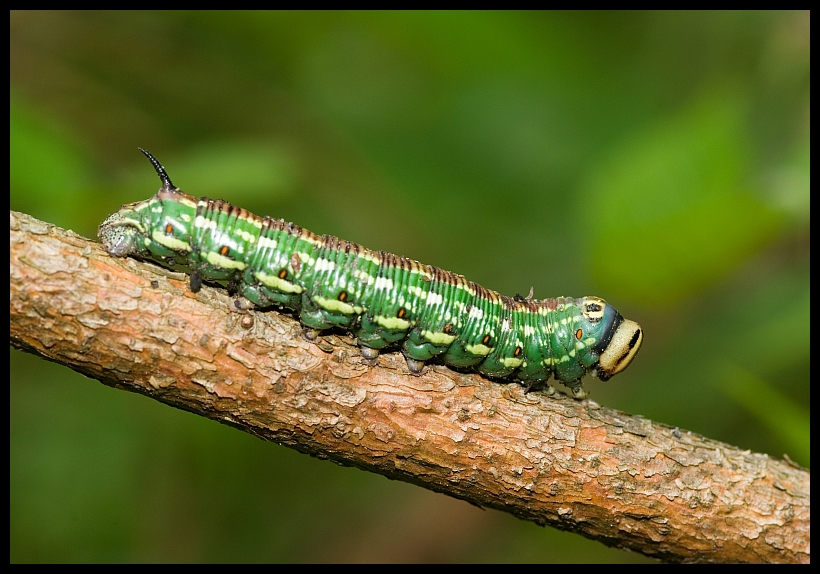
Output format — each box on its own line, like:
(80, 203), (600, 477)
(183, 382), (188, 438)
(99, 149), (643, 399)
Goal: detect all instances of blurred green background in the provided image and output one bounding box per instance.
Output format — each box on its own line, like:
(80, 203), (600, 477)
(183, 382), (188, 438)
(10, 11), (809, 563)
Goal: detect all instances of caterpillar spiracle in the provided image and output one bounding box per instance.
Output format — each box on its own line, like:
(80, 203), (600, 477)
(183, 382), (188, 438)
(98, 149), (643, 399)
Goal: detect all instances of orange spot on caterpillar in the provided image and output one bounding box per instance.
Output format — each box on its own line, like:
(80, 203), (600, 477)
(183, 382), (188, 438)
(575, 329), (583, 340)
(278, 269), (288, 279)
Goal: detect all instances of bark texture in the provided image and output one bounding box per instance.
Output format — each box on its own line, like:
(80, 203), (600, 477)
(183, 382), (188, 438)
(10, 210), (810, 563)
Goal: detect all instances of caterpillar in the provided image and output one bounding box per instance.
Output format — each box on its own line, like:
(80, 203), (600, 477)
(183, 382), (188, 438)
(98, 149), (643, 399)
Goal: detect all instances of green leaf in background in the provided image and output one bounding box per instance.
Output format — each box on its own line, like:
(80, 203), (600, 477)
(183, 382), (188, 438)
(10, 94), (94, 229)
(584, 88), (785, 305)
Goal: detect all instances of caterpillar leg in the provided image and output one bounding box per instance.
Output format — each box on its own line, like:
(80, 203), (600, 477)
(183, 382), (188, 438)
(569, 386), (588, 400)
(360, 346), (380, 361)
(303, 327), (322, 341)
(233, 296), (257, 311)
(189, 270), (203, 293)
(405, 357), (426, 375)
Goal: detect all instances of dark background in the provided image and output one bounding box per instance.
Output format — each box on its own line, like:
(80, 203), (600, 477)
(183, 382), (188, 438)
(11, 11), (809, 562)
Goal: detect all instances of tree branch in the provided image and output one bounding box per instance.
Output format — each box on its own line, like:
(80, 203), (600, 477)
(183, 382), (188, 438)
(10, 210), (809, 563)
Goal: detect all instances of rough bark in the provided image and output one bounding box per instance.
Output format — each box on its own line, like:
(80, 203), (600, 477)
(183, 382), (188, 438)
(9, 210), (810, 563)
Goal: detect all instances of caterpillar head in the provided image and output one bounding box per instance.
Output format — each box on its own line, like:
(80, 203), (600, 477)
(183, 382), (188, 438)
(547, 296), (642, 393)
(568, 296), (643, 383)
(591, 305), (643, 381)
